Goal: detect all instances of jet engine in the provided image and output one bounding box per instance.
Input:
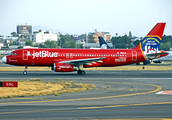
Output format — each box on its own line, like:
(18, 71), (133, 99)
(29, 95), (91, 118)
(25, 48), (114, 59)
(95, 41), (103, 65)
(53, 63), (77, 72)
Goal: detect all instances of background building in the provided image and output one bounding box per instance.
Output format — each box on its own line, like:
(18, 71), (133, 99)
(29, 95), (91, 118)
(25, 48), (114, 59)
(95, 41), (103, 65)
(17, 24), (32, 41)
(93, 30), (111, 43)
(85, 29), (111, 43)
(33, 30), (58, 43)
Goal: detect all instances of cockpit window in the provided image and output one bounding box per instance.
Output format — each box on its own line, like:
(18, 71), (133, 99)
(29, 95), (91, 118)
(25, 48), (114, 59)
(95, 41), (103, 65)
(14, 53), (17, 56)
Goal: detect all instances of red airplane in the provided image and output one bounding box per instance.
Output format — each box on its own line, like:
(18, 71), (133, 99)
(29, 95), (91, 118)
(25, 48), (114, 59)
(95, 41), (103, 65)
(2, 23), (168, 75)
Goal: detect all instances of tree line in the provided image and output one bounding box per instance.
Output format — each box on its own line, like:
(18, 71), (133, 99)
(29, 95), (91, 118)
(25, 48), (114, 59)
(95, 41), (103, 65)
(10, 33), (172, 51)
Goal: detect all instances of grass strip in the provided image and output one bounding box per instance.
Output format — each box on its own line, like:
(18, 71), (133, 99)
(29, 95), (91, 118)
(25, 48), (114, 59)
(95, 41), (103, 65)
(0, 67), (51, 71)
(0, 79), (96, 99)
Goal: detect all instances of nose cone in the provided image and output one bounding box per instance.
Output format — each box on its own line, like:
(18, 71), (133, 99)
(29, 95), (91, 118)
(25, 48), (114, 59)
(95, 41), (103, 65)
(2, 56), (7, 63)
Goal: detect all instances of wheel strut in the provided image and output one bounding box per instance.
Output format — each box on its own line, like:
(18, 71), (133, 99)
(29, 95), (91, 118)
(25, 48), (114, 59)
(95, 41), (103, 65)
(23, 66), (27, 75)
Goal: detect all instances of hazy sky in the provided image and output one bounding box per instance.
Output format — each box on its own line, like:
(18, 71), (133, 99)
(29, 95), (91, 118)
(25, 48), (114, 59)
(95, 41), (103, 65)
(0, 0), (172, 37)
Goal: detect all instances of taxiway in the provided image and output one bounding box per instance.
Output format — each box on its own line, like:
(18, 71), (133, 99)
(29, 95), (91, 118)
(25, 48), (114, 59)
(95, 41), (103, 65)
(0, 70), (172, 119)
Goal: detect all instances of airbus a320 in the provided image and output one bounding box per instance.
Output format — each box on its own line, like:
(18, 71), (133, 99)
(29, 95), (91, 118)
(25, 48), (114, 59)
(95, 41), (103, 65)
(2, 23), (168, 75)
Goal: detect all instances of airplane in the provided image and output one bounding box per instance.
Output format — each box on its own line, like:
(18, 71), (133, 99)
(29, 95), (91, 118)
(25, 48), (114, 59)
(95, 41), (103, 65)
(1, 23), (168, 75)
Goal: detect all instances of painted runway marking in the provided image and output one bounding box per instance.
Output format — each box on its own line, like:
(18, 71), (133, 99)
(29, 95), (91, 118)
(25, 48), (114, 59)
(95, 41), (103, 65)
(0, 101), (172, 115)
(156, 91), (172, 95)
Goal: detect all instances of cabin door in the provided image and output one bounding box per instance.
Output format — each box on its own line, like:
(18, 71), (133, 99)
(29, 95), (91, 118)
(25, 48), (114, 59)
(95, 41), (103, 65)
(70, 53), (73, 58)
(66, 53), (69, 59)
(23, 50), (28, 60)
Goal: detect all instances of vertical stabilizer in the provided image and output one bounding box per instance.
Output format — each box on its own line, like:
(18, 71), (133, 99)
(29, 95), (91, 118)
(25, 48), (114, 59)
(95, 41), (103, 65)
(98, 36), (110, 49)
(133, 23), (166, 60)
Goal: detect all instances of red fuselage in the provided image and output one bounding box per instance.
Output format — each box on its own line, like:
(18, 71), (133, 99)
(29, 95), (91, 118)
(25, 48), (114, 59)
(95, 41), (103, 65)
(5, 48), (145, 67)
(1, 23), (167, 75)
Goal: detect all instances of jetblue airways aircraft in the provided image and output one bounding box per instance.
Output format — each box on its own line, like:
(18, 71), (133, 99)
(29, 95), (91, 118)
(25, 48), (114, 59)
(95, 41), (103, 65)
(2, 23), (168, 75)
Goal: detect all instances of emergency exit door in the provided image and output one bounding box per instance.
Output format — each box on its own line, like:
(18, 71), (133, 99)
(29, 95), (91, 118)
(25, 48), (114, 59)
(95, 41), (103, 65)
(23, 50), (28, 60)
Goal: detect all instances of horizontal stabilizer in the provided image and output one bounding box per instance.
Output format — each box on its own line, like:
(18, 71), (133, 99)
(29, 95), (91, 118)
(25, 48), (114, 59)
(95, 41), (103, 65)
(146, 52), (169, 59)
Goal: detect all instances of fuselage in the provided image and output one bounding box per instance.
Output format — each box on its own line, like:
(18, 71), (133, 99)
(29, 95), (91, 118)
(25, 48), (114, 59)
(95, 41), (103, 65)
(4, 48), (145, 67)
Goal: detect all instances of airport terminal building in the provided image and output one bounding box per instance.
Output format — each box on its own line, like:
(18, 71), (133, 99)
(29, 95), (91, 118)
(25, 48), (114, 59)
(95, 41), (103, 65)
(33, 30), (58, 43)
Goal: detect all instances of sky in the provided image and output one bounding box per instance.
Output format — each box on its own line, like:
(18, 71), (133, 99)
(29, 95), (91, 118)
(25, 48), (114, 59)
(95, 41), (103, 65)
(0, 0), (172, 37)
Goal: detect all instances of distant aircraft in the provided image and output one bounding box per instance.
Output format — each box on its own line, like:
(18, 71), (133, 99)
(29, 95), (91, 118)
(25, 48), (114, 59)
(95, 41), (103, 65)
(2, 23), (168, 75)
(98, 36), (110, 49)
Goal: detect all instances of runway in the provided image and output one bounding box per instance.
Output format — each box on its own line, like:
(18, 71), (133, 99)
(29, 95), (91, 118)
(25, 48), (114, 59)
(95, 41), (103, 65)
(0, 70), (172, 119)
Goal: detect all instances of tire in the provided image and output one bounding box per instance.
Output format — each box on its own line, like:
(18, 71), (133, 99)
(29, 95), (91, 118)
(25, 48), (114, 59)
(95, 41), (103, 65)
(77, 70), (81, 74)
(80, 70), (86, 75)
(136, 62), (140, 65)
(143, 61), (147, 65)
(23, 71), (27, 75)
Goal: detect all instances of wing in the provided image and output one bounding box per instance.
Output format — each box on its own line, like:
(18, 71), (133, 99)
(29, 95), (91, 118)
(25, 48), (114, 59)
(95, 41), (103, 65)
(59, 57), (106, 66)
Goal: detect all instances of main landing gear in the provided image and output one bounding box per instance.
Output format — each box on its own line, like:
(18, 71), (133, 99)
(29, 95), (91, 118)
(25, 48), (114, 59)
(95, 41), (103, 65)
(77, 69), (86, 75)
(77, 64), (86, 75)
(23, 66), (27, 75)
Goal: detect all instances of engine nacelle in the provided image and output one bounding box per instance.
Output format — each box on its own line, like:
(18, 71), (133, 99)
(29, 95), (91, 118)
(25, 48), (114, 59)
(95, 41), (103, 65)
(54, 63), (76, 72)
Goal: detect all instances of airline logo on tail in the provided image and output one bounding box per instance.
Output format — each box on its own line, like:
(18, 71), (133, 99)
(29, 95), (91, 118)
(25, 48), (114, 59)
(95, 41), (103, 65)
(141, 35), (161, 53)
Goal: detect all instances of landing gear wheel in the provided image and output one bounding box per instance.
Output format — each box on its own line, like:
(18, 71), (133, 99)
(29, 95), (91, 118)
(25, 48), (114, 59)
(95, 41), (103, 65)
(77, 70), (86, 75)
(80, 70), (86, 75)
(23, 71), (27, 75)
(77, 69), (82, 74)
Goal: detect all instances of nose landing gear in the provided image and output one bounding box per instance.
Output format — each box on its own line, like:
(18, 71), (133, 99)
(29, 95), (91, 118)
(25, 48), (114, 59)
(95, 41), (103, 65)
(23, 66), (27, 75)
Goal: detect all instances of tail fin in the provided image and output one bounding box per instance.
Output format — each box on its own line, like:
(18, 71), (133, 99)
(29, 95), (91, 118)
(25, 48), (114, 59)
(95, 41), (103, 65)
(134, 23), (166, 52)
(134, 23), (166, 59)
(98, 36), (110, 49)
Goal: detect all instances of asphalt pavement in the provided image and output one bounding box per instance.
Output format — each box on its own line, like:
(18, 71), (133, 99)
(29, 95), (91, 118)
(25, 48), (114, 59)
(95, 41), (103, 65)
(0, 70), (172, 119)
